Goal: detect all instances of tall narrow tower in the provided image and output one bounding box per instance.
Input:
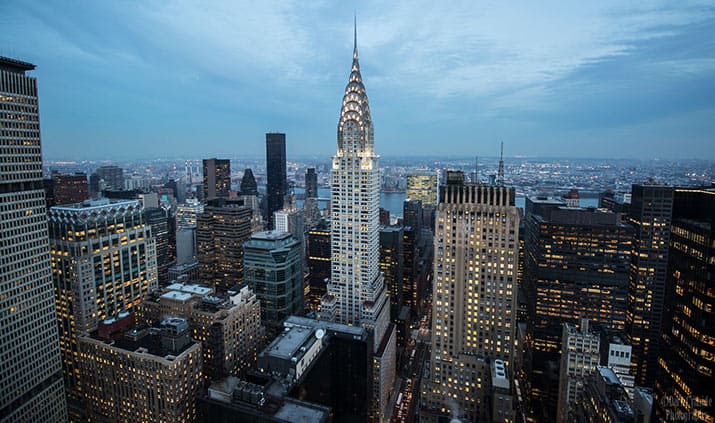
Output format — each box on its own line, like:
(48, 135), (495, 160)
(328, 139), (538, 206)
(0, 56), (67, 421)
(320, 20), (396, 421)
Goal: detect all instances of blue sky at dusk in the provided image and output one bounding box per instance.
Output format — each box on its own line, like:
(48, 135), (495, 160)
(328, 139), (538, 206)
(2, 1), (714, 160)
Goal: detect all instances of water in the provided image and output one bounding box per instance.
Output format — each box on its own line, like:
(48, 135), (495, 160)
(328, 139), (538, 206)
(295, 187), (598, 220)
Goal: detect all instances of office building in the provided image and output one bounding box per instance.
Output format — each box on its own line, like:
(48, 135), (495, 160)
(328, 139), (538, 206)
(379, 207), (390, 225)
(200, 316), (371, 422)
(240, 168), (258, 196)
(403, 198), (424, 231)
(274, 208), (304, 245)
(176, 198), (204, 230)
(51, 173), (89, 206)
(624, 184), (674, 386)
(423, 172), (519, 422)
(523, 206), (631, 417)
(266, 133), (287, 226)
(305, 167), (318, 199)
(556, 319), (601, 423)
(406, 173), (438, 206)
(305, 222), (331, 311)
(244, 231), (304, 336)
(77, 316), (202, 422)
(89, 165), (123, 194)
(319, 28), (396, 421)
(48, 199), (158, 413)
(574, 366), (634, 423)
(203, 158), (231, 200)
(655, 187), (714, 422)
(0, 56), (66, 422)
(197, 198), (252, 292)
(138, 282), (265, 380)
(490, 359), (515, 423)
(145, 207), (171, 286)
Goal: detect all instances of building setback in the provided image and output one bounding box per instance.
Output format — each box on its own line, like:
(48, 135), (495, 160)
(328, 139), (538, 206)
(0, 56), (66, 422)
(318, 26), (396, 421)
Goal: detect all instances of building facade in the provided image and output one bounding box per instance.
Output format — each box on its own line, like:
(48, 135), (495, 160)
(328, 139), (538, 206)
(244, 231), (304, 336)
(306, 222), (331, 311)
(197, 199), (252, 292)
(406, 173), (438, 206)
(89, 165), (123, 194)
(52, 173), (89, 206)
(318, 29), (396, 421)
(138, 282), (265, 381)
(624, 184), (674, 386)
(266, 133), (287, 226)
(305, 167), (318, 199)
(556, 319), (601, 423)
(423, 172), (519, 422)
(77, 316), (202, 422)
(202, 158), (231, 200)
(655, 187), (714, 423)
(48, 198), (158, 412)
(0, 56), (67, 422)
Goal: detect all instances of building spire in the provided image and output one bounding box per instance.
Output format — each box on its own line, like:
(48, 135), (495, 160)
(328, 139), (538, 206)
(353, 11), (358, 58)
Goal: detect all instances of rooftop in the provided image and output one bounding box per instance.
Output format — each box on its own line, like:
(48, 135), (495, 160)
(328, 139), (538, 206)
(0, 56), (35, 73)
(274, 400), (329, 423)
(266, 326), (314, 360)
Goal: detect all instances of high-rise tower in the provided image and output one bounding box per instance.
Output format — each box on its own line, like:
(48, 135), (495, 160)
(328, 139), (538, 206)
(319, 22), (396, 421)
(423, 171), (519, 422)
(0, 56), (67, 422)
(265, 133), (287, 226)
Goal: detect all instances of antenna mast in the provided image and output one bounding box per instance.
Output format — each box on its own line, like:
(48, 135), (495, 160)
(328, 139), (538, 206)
(497, 142), (505, 186)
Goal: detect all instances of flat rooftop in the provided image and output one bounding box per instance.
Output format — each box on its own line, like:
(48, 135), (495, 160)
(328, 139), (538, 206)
(274, 400), (329, 423)
(0, 56), (35, 73)
(267, 326), (313, 360)
(160, 291), (193, 302)
(166, 282), (213, 296)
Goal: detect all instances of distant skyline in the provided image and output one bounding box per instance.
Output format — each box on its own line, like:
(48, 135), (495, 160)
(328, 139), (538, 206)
(2, 1), (714, 160)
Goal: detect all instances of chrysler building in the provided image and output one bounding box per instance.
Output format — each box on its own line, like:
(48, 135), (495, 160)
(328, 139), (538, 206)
(320, 21), (396, 421)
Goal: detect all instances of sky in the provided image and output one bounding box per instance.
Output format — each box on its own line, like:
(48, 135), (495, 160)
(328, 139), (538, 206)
(2, 1), (715, 160)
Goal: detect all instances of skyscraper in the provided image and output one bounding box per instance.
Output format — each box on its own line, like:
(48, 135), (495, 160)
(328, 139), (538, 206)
(655, 187), (714, 422)
(265, 132), (287, 226)
(239, 168), (258, 196)
(406, 173), (438, 206)
(319, 25), (396, 421)
(145, 207), (171, 286)
(89, 165), (123, 194)
(244, 231), (304, 337)
(0, 56), (66, 422)
(48, 198), (158, 415)
(52, 173), (89, 206)
(305, 222), (331, 312)
(423, 171), (519, 422)
(624, 183), (674, 386)
(202, 158), (231, 201)
(305, 167), (318, 199)
(523, 206), (632, 418)
(197, 199), (252, 292)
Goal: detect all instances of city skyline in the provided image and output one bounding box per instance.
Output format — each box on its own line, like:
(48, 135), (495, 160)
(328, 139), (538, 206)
(2, 1), (714, 160)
